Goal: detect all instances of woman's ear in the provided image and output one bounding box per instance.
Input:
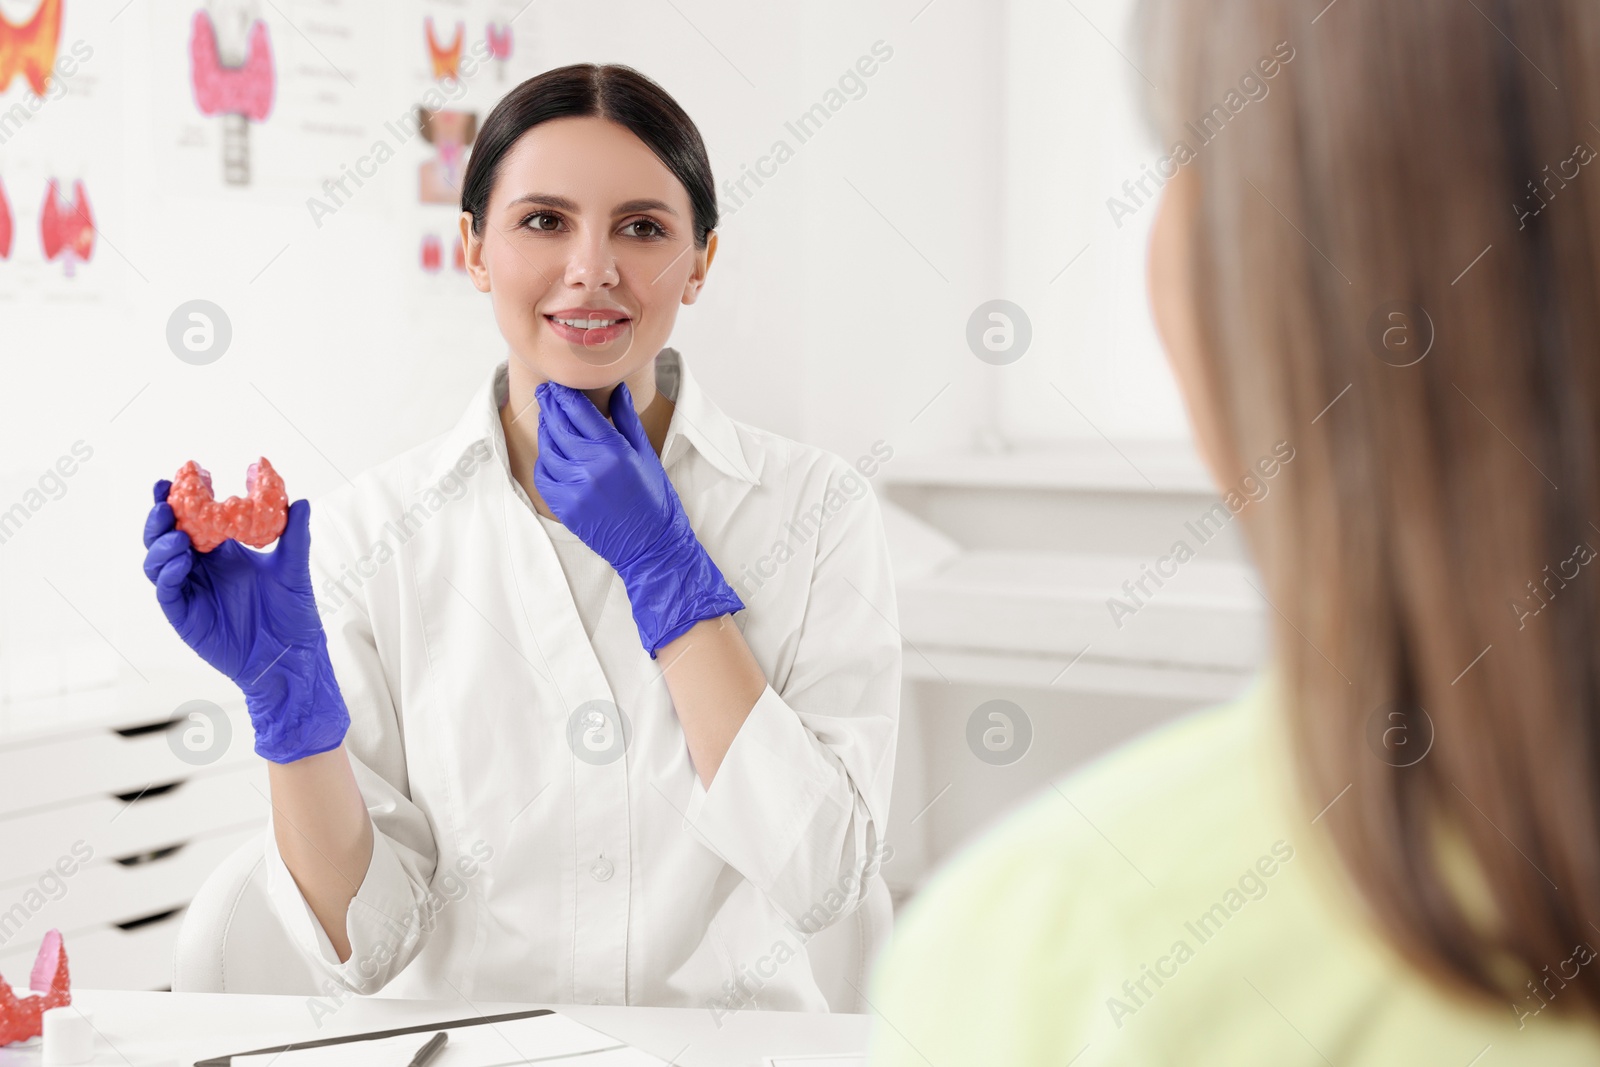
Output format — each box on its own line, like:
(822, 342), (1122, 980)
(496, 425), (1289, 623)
(1148, 168), (1229, 490)
(681, 230), (717, 306)
(460, 211), (490, 293)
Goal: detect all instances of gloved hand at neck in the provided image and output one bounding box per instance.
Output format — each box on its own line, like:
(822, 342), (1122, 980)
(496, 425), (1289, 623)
(533, 380), (744, 658)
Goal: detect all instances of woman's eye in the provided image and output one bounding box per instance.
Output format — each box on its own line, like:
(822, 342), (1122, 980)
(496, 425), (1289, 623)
(625, 219), (665, 239)
(524, 212), (562, 232)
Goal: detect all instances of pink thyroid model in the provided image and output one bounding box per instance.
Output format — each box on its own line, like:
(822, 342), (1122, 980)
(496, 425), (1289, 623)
(168, 457), (289, 552)
(0, 928), (71, 1046)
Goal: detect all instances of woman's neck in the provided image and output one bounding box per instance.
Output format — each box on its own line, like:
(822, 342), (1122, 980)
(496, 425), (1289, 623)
(498, 356), (675, 520)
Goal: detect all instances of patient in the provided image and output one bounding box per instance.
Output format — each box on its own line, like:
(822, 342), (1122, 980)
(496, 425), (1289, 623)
(869, 0), (1600, 1062)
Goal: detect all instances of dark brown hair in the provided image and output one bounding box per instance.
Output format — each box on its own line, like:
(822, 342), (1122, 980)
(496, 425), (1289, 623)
(1138, 0), (1600, 1014)
(459, 63), (717, 247)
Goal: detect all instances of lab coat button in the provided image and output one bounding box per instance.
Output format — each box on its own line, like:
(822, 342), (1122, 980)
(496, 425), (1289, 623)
(590, 857), (614, 882)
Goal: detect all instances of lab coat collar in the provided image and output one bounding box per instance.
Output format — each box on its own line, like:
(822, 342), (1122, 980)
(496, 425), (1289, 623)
(429, 347), (759, 486)
(652, 346), (759, 485)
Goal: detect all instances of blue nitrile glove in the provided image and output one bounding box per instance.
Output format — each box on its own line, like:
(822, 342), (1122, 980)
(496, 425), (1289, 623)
(534, 380), (744, 658)
(141, 479), (351, 763)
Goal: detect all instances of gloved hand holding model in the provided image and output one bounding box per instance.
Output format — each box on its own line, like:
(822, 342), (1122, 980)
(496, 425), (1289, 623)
(141, 466), (350, 763)
(534, 381), (745, 658)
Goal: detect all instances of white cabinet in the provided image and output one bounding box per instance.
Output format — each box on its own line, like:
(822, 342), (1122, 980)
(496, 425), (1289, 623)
(0, 685), (268, 993)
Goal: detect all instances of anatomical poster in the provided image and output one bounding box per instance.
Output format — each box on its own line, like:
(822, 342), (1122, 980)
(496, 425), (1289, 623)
(412, 0), (535, 285)
(0, 0), (120, 301)
(148, 0), (381, 196)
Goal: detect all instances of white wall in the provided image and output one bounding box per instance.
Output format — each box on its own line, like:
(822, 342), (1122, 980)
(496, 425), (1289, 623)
(997, 0), (1193, 447)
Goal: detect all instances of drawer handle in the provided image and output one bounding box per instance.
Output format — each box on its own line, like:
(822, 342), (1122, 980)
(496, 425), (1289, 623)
(112, 780), (184, 804)
(114, 906), (184, 932)
(113, 842), (185, 867)
(113, 718), (182, 739)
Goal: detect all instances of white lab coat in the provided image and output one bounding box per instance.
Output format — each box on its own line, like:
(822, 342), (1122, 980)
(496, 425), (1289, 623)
(262, 348), (902, 1012)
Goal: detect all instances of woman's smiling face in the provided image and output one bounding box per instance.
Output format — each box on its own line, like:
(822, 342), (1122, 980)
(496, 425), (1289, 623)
(460, 114), (715, 389)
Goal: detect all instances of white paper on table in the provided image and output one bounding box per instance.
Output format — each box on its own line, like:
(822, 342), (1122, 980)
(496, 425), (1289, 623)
(224, 1011), (668, 1067)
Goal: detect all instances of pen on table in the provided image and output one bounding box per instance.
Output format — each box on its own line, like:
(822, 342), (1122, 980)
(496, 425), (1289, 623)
(406, 1030), (448, 1067)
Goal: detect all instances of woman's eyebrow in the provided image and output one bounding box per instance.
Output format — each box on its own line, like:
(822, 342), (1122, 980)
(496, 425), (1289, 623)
(504, 193), (677, 217)
(507, 193), (579, 211)
(614, 198), (678, 217)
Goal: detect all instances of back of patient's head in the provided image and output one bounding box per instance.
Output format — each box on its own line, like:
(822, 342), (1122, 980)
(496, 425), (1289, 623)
(1137, 0), (1600, 1019)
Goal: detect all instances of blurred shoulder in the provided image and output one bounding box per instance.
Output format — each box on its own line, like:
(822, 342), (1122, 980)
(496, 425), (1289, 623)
(869, 686), (1276, 1065)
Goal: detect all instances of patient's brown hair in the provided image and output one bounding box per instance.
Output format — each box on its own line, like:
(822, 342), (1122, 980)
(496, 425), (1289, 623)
(1138, 0), (1600, 1014)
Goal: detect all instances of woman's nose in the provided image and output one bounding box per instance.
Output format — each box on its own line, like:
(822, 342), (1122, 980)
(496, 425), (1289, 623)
(564, 232), (619, 288)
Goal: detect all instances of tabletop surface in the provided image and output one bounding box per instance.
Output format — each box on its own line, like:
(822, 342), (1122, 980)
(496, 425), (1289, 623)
(0, 988), (872, 1067)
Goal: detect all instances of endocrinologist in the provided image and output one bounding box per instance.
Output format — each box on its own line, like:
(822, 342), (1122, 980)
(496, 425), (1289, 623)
(140, 63), (901, 1010)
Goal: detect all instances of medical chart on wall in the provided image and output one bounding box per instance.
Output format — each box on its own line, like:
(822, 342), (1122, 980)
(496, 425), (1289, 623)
(0, 0), (121, 303)
(411, 0), (538, 289)
(148, 0), (384, 196)
(0, 0), (549, 294)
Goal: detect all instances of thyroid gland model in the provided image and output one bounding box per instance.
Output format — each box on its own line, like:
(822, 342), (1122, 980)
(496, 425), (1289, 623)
(0, 0), (63, 96)
(189, 4), (276, 186)
(168, 458), (289, 552)
(0, 930), (71, 1047)
(39, 177), (93, 276)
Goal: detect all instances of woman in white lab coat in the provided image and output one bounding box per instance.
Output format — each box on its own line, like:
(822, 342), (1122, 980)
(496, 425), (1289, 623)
(141, 63), (901, 1012)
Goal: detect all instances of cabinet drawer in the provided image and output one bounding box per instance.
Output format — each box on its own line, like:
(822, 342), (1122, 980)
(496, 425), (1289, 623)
(0, 703), (254, 815)
(0, 825), (262, 957)
(0, 906), (185, 992)
(0, 763), (269, 885)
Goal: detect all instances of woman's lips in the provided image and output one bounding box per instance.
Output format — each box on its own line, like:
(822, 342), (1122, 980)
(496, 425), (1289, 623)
(546, 314), (630, 346)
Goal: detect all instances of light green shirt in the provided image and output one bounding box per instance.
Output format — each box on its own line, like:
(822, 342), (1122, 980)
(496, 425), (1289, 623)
(869, 668), (1600, 1065)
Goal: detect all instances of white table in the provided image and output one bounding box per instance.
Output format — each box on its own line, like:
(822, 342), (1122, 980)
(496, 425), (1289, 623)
(0, 989), (871, 1066)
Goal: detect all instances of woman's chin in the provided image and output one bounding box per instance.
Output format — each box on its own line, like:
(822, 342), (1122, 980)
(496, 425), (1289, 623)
(520, 358), (638, 394)
(536, 336), (649, 376)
